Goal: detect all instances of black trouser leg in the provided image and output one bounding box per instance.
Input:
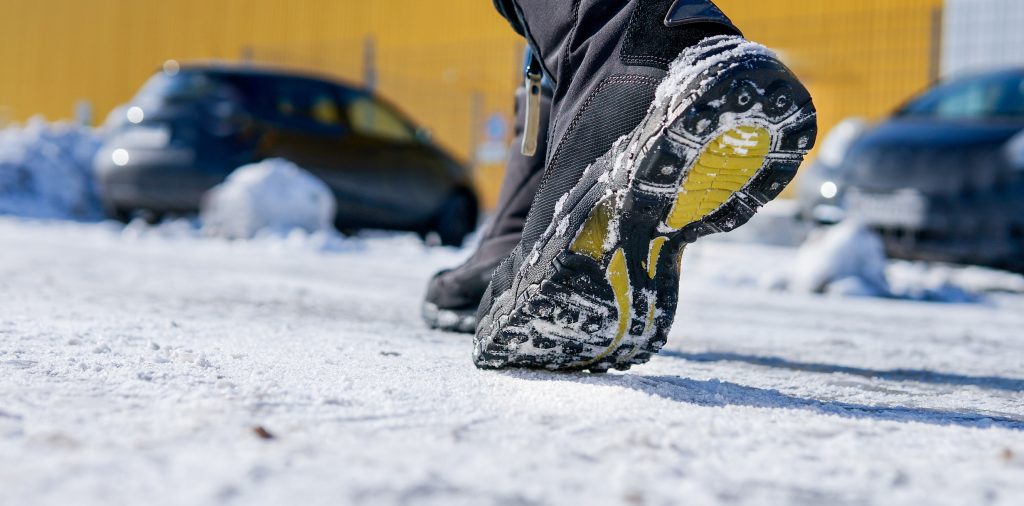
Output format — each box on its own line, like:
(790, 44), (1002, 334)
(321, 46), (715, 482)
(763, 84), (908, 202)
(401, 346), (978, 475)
(486, 1), (739, 290)
(422, 83), (552, 330)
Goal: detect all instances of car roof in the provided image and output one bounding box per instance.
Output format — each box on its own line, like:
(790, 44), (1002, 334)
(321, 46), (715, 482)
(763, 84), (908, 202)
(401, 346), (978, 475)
(940, 67), (1024, 86)
(166, 60), (428, 136)
(173, 61), (365, 93)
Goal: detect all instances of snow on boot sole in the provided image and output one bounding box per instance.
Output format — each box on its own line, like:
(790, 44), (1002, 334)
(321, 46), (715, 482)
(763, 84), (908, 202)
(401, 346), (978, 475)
(474, 36), (817, 372)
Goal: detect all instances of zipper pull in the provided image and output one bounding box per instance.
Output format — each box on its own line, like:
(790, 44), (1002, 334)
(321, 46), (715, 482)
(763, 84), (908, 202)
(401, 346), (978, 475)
(521, 51), (543, 157)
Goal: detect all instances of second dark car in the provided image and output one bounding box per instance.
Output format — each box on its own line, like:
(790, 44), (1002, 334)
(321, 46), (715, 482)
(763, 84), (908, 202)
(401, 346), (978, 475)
(798, 68), (1024, 272)
(95, 63), (478, 246)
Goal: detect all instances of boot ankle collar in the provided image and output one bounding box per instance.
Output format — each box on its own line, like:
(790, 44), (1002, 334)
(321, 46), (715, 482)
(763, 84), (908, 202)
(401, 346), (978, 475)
(664, 0), (742, 35)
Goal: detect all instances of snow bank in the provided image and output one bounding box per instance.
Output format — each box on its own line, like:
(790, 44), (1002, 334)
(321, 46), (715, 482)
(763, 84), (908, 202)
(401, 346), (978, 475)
(200, 158), (337, 240)
(0, 117), (103, 219)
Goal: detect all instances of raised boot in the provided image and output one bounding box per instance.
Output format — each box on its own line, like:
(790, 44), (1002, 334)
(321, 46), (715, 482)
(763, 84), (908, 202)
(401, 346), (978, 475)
(475, 0), (818, 371)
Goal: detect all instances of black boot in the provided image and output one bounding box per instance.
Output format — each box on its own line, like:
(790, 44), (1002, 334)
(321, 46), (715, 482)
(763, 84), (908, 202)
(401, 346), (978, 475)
(475, 0), (818, 371)
(422, 82), (552, 333)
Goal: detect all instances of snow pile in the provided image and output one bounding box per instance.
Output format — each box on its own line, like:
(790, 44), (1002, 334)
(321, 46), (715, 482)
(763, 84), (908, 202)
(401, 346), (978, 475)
(200, 158), (337, 240)
(787, 221), (996, 302)
(790, 220), (890, 297)
(0, 117), (103, 219)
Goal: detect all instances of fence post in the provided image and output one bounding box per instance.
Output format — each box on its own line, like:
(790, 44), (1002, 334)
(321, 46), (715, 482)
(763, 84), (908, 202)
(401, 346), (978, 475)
(240, 45), (253, 63)
(929, 6), (944, 82)
(470, 90), (484, 168)
(363, 36), (377, 91)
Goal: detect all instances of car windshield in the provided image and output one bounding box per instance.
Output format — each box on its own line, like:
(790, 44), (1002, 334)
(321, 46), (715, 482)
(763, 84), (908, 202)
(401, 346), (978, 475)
(899, 72), (1024, 119)
(133, 70), (240, 104)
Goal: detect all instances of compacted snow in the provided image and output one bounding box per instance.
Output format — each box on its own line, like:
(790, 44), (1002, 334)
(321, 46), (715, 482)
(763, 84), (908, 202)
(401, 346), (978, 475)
(1, 217), (1023, 506)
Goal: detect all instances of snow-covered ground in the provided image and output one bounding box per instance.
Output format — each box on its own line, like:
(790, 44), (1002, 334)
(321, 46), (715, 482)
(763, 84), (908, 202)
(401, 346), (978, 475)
(1, 216), (1023, 506)
(3, 116), (1019, 505)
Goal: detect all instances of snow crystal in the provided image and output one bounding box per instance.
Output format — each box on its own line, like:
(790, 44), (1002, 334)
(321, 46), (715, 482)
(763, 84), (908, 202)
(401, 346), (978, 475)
(552, 192), (569, 218)
(554, 216), (570, 237)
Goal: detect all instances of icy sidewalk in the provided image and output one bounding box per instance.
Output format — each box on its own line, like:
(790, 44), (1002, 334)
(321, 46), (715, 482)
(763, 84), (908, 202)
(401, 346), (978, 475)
(0, 218), (1022, 506)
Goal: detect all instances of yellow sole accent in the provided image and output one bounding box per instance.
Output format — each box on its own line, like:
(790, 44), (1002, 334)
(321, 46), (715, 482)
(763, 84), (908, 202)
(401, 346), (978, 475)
(584, 247), (631, 365)
(646, 236), (668, 279)
(570, 199), (614, 261)
(665, 125), (771, 230)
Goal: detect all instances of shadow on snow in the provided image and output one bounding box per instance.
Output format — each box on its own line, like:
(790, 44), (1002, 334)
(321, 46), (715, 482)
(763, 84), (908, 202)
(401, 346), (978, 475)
(503, 351), (1024, 431)
(662, 350), (1024, 393)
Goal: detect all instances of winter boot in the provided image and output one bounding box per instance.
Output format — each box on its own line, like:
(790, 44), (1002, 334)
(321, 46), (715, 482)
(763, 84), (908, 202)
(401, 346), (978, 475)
(422, 81), (552, 332)
(475, 0), (818, 371)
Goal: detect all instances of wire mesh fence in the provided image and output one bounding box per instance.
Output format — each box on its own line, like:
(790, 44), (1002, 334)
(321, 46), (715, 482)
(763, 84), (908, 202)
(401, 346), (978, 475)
(245, 37), (523, 160)
(246, 37), (524, 206)
(243, 1), (1024, 207)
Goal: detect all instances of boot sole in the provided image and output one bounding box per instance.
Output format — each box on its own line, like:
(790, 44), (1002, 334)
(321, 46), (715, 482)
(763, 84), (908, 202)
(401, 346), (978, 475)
(422, 302), (478, 334)
(474, 37), (817, 372)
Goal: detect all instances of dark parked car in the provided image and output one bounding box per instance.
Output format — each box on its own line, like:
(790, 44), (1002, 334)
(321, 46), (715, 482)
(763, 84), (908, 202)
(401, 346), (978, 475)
(95, 63), (478, 246)
(799, 68), (1024, 272)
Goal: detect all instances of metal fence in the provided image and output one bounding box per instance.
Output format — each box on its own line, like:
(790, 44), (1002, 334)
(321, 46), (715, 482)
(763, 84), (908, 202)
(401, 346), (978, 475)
(245, 37), (523, 157)
(243, 1), (1024, 206)
(245, 37), (524, 206)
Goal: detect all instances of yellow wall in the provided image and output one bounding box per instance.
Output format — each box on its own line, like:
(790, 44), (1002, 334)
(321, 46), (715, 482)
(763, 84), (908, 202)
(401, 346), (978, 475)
(0, 0), (943, 207)
(721, 0), (944, 163)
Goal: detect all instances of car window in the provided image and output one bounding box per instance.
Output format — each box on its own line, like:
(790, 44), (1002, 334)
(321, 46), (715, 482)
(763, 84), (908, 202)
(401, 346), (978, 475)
(344, 95), (417, 143)
(268, 78), (345, 132)
(901, 73), (1024, 119)
(135, 71), (220, 101)
(134, 71), (246, 106)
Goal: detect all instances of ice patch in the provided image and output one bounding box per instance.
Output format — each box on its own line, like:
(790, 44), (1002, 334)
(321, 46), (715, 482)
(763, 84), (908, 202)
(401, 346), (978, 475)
(200, 158), (337, 240)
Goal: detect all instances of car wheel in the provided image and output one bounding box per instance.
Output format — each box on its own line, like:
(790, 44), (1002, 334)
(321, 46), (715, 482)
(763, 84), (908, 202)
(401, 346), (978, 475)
(138, 209), (164, 225)
(104, 203), (133, 223)
(435, 192), (476, 247)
